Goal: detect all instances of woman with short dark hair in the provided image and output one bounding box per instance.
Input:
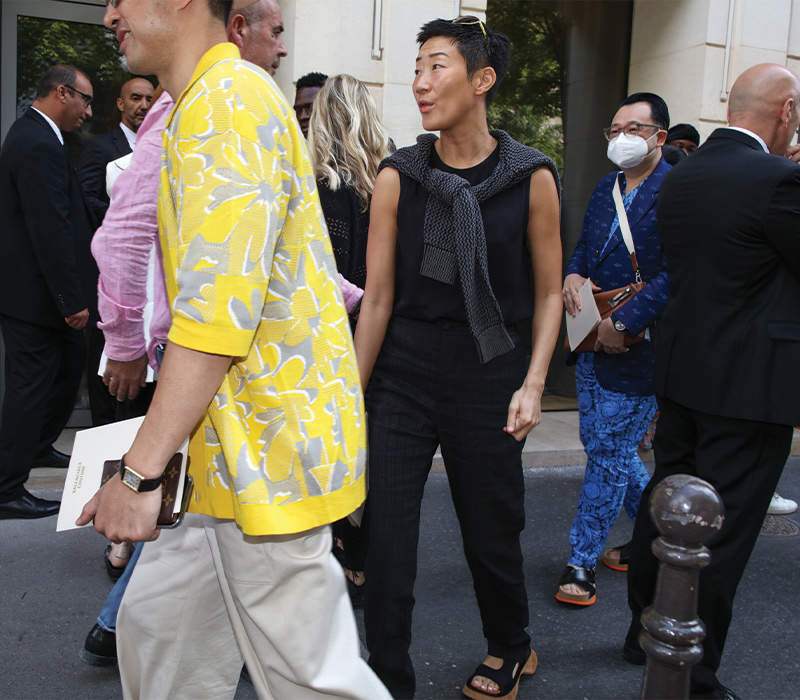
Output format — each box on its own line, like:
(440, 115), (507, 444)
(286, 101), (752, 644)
(355, 16), (563, 700)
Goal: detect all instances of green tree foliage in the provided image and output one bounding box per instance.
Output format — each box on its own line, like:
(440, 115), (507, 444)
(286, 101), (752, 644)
(487, 1), (568, 172)
(16, 16), (127, 131)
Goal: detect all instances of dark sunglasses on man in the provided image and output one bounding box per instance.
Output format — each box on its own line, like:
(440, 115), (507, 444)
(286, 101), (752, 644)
(63, 84), (93, 107)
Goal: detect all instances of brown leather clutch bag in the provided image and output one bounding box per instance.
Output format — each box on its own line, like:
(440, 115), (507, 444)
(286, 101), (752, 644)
(102, 454), (193, 528)
(566, 281), (646, 353)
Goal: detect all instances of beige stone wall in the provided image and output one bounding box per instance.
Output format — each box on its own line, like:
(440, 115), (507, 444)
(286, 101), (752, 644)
(629, 0), (800, 144)
(277, 0), (486, 147)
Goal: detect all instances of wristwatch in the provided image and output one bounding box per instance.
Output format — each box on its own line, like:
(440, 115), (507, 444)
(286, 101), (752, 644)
(613, 319), (627, 333)
(119, 455), (165, 493)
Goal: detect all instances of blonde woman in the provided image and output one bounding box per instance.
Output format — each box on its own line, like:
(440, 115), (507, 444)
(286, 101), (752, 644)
(308, 74), (391, 607)
(308, 74), (391, 292)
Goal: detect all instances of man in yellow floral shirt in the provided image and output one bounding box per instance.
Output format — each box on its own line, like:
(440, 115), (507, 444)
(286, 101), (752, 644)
(79, 1), (388, 698)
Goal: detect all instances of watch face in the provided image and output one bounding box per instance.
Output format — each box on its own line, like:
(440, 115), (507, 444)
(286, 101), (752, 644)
(614, 320), (626, 332)
(122, 468), (141, 491)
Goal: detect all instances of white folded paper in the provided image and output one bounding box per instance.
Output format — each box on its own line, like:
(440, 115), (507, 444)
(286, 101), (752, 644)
(56, 417), (187, 532)
(565, 278), (602, 352)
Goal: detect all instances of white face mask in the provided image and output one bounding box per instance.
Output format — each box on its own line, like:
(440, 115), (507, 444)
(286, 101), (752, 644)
(607, 132), (657, 169)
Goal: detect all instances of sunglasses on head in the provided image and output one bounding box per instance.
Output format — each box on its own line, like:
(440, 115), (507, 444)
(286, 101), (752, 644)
(451, 16), (491, 57)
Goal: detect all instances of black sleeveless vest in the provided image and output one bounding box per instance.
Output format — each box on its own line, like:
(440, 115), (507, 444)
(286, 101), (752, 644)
(393, 144), (533, 324)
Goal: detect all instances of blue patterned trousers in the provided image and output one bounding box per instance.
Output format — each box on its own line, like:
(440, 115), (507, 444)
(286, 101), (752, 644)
(567, 353), (657, 568)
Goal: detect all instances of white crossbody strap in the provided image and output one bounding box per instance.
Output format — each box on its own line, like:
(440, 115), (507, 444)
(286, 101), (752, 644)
(612, 176), (642, 283)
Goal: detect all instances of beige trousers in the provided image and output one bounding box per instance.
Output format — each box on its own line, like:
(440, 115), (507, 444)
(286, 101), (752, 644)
(117, 513), (391, 700)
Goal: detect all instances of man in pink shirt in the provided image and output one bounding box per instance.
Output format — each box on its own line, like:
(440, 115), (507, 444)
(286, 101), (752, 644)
(91, 90), (172, 415)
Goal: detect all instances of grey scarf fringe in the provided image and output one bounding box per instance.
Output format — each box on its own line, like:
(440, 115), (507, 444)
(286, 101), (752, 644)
(381, 130), (561, 363)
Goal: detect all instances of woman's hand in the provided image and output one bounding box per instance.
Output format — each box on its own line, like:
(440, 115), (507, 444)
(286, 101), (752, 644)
(504, 381), (543, 442)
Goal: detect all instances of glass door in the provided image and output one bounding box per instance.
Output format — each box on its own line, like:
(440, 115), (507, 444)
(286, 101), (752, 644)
(2, 1), (111, 141)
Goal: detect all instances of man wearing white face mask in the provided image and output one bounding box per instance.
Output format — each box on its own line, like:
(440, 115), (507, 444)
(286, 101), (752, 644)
(557, 93), (671, 607)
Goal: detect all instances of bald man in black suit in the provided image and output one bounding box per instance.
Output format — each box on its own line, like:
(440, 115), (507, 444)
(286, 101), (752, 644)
(77, 77), (153, 224)
(624, 63), (800, 700)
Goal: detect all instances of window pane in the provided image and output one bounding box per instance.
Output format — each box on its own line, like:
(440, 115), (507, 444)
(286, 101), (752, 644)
(16, 15), (131, 161)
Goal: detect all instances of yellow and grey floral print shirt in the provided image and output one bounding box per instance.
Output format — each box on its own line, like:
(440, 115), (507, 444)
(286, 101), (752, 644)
(159, 43), (366, 536)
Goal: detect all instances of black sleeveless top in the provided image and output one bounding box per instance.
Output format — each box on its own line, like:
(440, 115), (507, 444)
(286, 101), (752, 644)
(393, 144), (534, 324)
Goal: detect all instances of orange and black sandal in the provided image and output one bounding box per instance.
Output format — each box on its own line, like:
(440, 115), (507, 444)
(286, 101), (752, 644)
(461, 649), (537, 700)
(555, 565), (596, 606)
(603, 541), (631, 572)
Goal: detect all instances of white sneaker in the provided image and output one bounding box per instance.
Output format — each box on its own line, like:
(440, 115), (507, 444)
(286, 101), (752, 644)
(767, 493), (798, 515)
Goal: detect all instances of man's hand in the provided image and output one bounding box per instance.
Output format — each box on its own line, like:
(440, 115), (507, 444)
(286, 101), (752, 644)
(563, 274), (600, 317)
(76, 473), (162, 543)
(594, 317), (629, 354)
(104, 355), (148, 401)
(786, 144), (800, 163)
(65, 308), (89, 329)
(504, 382), (543, 442)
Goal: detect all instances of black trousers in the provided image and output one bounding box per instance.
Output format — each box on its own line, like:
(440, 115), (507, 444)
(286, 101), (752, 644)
(86, 325), (156, 425)
(364, 317), (531, 699)
(0, 313), (85, 502)
(626, 394), (792, 694)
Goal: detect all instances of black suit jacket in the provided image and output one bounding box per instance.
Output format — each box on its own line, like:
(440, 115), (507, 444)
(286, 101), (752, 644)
(655, 128), (800, 426)
(77, 124), (132, 224)
(0, 108), (97, 328)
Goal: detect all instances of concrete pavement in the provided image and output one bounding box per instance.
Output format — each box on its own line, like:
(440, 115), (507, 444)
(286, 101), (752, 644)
(4, 414), (799, 699)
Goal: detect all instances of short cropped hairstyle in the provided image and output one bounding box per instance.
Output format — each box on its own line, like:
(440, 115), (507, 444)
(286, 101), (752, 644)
(617, 92), (670, 131)
(417, 17), (512, 108)
(297, 72), (328, 91)
(208, 0), (233, 24)
(36, 64), (82, 99)
(235, 0), (266, 27)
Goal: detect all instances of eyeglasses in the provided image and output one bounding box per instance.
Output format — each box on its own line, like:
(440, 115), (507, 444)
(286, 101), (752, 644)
(64, 84), (93, 107)
(451, 16), (491, 58)
(104, 0), (119, 7)
(603, 121), (662, 141)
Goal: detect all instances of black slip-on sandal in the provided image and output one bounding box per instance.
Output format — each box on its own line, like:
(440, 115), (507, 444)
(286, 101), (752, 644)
(555, 565), (596, 606)
(461, 649), (537, 700)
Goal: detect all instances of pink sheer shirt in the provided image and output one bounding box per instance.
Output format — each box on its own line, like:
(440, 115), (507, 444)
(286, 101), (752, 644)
(92, 91), (361, 368)
(90, 92), (174, 371)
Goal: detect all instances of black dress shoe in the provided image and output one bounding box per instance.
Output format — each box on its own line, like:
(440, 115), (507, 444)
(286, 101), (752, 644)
(32, 447), (70, 469)
(79, 624), (117, 666)
(0, 491), (60, 519)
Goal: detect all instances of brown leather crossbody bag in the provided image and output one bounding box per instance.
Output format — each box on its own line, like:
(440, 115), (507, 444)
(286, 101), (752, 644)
(566, 176), (647, 353)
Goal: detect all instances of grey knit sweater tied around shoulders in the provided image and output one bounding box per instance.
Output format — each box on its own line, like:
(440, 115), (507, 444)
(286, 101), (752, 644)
(380, 129), (561, 364)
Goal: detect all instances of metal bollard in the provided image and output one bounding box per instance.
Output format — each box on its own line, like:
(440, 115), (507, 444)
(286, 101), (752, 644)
(639, 474), (724, 700)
